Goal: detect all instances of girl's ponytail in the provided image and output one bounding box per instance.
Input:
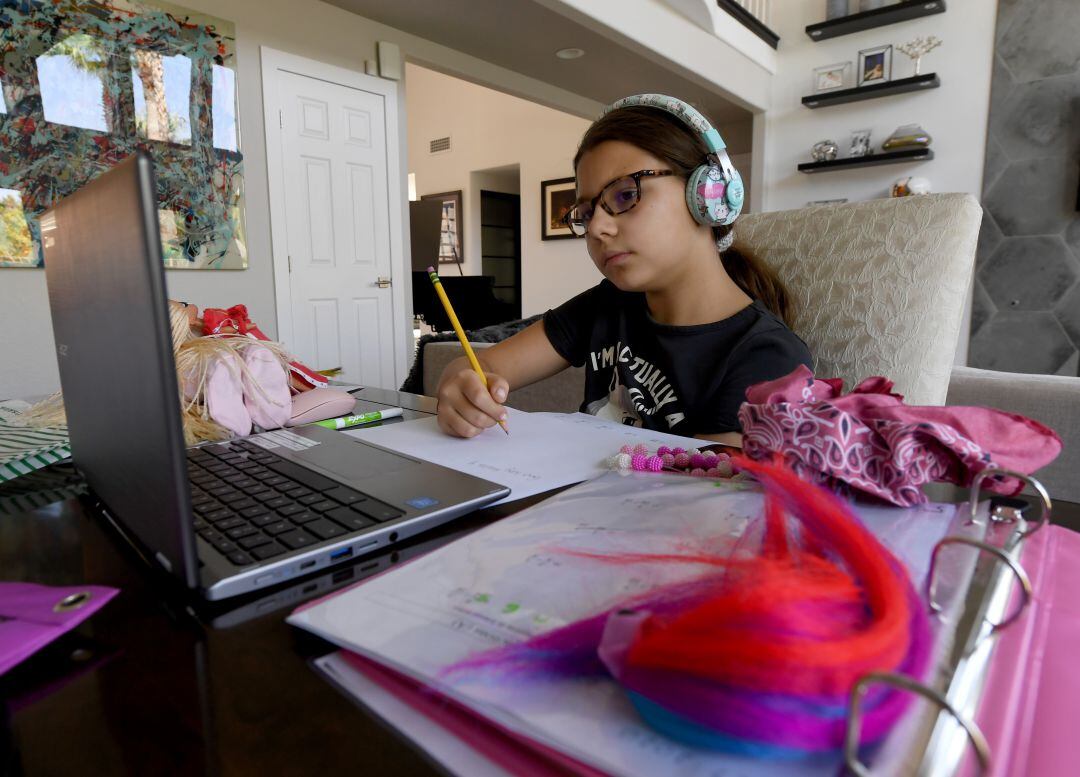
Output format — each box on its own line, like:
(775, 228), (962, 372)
(716, 224), (796, 329)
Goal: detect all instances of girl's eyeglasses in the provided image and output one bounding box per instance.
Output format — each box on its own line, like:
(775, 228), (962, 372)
(563, 169), (674, 237)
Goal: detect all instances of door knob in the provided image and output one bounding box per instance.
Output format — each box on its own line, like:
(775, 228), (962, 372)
(374, 277), (392, 288)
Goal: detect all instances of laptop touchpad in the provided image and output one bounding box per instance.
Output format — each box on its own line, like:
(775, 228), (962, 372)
(293, 437), (419, 480)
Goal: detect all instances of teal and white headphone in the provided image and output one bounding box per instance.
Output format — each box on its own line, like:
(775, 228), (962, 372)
(603, 94), (744, 227)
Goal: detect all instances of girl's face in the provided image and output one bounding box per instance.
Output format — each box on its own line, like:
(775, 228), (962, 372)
(575, 140), (711, 292)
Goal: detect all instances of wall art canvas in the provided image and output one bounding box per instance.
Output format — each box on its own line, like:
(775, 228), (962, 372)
(420, 190), (463, 263)
(0, 0), (246, 268)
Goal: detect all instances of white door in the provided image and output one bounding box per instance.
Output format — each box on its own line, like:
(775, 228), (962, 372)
(264, 52), (404, 389)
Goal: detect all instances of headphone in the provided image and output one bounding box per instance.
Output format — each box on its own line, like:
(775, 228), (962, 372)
(602, 94), (744, 227)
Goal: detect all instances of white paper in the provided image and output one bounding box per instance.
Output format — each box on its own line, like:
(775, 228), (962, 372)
(291, 473), (978, 777)
(346, 408), (708, 504)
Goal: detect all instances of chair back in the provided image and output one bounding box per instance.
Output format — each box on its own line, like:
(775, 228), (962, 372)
(735, 193), (982, 405)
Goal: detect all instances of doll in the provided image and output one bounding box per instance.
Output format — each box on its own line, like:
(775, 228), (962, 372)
(20, 300), (307, 446)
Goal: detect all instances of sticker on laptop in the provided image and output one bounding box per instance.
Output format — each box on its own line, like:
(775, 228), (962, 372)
(406, 497), (439, 509)
(251, 430), (320, 451)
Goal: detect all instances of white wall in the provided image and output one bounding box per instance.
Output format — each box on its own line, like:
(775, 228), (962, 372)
(757, 1), (997, 365)
(1, 0), (605, 399)
(540, 0), (775, 109)
(759, 1), (996, 212)
(406, 64), (598, 317)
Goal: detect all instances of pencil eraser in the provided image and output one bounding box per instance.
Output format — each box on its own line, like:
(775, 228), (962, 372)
(426, 266), (435, 273)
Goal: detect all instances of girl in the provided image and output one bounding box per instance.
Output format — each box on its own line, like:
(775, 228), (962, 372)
(435, 94), (811, 447)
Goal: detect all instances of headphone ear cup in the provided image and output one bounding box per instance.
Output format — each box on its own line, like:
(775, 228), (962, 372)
(723, 170), (745, 225)
(685, 164), (732, 226)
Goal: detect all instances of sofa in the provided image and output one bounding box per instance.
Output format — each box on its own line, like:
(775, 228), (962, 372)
(418, 194), (1080, 503)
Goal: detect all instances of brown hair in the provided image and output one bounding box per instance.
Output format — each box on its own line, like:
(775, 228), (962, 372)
(573, 106), (796, 328)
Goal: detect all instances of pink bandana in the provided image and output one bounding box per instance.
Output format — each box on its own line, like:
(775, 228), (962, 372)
(738, 365), (1062, 506)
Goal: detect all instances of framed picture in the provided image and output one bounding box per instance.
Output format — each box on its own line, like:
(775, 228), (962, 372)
(858, 45), (892, 86)
(420, 190), (463, 263)
(541, 176), (580, 241)
(812, 62), (852, 93)
(849, 128), (873, 157)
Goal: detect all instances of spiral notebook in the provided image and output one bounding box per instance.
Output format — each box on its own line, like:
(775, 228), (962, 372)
(287, 470), (1046, 776)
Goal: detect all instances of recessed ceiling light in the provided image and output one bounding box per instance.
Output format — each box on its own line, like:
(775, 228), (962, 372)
(555, 48), (585, 60)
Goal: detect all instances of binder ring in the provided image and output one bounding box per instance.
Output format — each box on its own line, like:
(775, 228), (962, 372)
(926, 536), (1032, 631)
(967, 468), (1050, 538)
(844, 671), (991, 776)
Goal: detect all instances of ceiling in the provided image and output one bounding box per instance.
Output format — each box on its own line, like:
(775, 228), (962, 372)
(326, 0), (753, 146)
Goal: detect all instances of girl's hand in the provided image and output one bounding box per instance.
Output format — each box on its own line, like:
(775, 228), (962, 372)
(436, 367), (509, 438)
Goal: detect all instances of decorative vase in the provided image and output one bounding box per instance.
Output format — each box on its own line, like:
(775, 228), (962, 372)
(826, 0), (849, 19)
(812, 140), (839, 162)
(891, 176), (932, 197)
(881, 124), (933, 151)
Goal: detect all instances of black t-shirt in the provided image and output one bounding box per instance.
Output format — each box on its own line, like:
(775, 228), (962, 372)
(543, 280), (813, 436)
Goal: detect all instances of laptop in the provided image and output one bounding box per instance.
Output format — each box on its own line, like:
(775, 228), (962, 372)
(40, 151), (510, 600)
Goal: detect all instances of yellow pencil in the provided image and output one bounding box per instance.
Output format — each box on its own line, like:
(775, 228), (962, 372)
(427, 266), (510, 435)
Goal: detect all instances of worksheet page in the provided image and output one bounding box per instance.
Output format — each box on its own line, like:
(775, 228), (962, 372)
(346, 408), (706, 504)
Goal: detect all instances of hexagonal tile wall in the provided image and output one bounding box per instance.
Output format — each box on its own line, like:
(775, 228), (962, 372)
(953, 0), (1076, 374)
(1066, 218), (1080, 263)
(984, 159), (1077, 238)
(970, 311), (1077, 374)
(975, 210), (1003, 271)
(1054, 280), (1080, 353)
(970, 278), (997, 339)
(990, 76), (1080, 162)
(997, 0), (1080, 82)
(979, 235), (1079, 311)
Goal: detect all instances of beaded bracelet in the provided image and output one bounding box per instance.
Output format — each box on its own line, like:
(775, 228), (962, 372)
(605, 444), (739, 478)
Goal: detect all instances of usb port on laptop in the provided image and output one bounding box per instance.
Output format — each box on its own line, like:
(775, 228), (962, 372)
(329, 547), (354, 562)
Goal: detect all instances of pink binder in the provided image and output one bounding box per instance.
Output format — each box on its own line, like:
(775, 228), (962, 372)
(337, 650), (601, 776)
(297, 478), (1080, 774)
(966, 523), (1080, 776)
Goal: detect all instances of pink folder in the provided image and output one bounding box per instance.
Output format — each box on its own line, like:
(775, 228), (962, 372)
(0, 582), (118, 676)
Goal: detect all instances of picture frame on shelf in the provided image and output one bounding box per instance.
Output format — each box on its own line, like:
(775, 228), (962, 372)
(541, 176), (580, 241)
(857, 44), (892, 86)
(812, 61), (852, 93)
(849, 129), (873, 158)
(420, 190), (463, 263)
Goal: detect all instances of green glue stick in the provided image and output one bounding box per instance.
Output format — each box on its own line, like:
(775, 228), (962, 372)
(315, 407), (404, 430)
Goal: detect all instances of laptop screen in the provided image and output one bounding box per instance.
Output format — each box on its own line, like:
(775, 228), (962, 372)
(41, 152), (198, 587)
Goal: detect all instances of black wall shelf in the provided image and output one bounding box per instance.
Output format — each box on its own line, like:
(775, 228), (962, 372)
(716, 0), (780, 49)
(803, 73), (940, 108)
(798, 148), (933, 174)
(806, 0), (946, 41)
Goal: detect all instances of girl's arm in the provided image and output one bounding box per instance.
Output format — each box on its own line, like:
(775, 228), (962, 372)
(435, 320), (570, 438)
(696, 432), (742, 448)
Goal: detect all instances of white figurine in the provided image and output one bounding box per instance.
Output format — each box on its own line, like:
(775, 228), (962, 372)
(897, 36), (942, 76)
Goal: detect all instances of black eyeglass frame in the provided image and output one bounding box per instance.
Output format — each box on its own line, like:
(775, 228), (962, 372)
(563, 169), (674, 236)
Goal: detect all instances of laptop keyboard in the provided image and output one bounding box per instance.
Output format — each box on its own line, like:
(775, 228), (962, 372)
(186, 440), (404, 567)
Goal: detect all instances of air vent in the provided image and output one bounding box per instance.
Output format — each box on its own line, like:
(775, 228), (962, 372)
(429, 136), (451, 154)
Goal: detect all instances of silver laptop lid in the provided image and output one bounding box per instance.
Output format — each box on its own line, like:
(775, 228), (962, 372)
(41, 152), (198, 587)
